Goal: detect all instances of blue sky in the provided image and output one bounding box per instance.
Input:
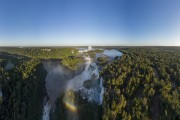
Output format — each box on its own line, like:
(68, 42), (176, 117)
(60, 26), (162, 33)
(0, 0), (180, 46)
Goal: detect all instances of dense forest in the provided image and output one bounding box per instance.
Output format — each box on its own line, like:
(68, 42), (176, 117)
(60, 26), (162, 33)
(0, 47), (83, 70)
(0, 55), (47, 120)
(0, 47), (78, 59)
(0, 47), (179, 120)
(101, 47), (180, 120)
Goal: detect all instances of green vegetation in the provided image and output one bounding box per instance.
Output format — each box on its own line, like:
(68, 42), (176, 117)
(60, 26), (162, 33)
(97, 57), (109, 65)
(1, 47), (84, 70)
(61, 57), (84, 70)
(0, 47), (179, 120)
(101, 47), (180, 120)
(1, 47), (78, 59)
(0, 57), (47, 120)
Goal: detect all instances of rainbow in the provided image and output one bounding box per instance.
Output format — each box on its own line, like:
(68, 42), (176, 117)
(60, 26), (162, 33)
(64, 101), (77, 112)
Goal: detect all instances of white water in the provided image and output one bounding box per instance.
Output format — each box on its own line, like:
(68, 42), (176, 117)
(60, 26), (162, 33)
(42, 56), (93, 120)
(99, 77), (104, 104)
(67, 56), (104, 104)
(42, 52), (110, 119)
(42, 101), (51, 120)
(67, 56), (92, 91)
(76, 57), (105, 104)
(91, 62), (99, 78)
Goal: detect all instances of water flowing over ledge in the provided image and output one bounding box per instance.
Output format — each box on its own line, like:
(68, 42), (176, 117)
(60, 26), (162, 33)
(42, 50), (123, 120)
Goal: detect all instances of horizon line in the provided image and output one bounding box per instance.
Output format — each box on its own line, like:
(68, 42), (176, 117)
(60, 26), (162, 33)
(0, 45), (180, 47)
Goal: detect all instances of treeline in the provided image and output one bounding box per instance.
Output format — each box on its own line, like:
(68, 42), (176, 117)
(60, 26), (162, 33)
(1, 47), (78, 59)
(100, 47), (180, 120)
(50, 90), (102, 120)
(1, 47), (84, 70)
(0, 58), (47, 120)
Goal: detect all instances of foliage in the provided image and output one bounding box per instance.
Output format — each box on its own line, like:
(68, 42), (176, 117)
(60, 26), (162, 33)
(1, 47), (78, 59)
(61, 57), (84, 70)
(1, 47), (180, 120)
(97, 57), (109, 65)
(101, 47), (180, 120)
(0, 56), (47, 120)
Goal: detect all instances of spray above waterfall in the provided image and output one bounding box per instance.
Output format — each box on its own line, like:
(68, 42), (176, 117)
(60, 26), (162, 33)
(42, 48), (123, 120)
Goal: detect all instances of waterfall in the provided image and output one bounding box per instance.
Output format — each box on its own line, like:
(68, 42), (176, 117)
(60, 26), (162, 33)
(42, 101), (51, 120)
(99, 77), (104, 104)
(67, 56), (92, 91)
(42, 55), (104, 120)
(85, 56), (91, 71)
